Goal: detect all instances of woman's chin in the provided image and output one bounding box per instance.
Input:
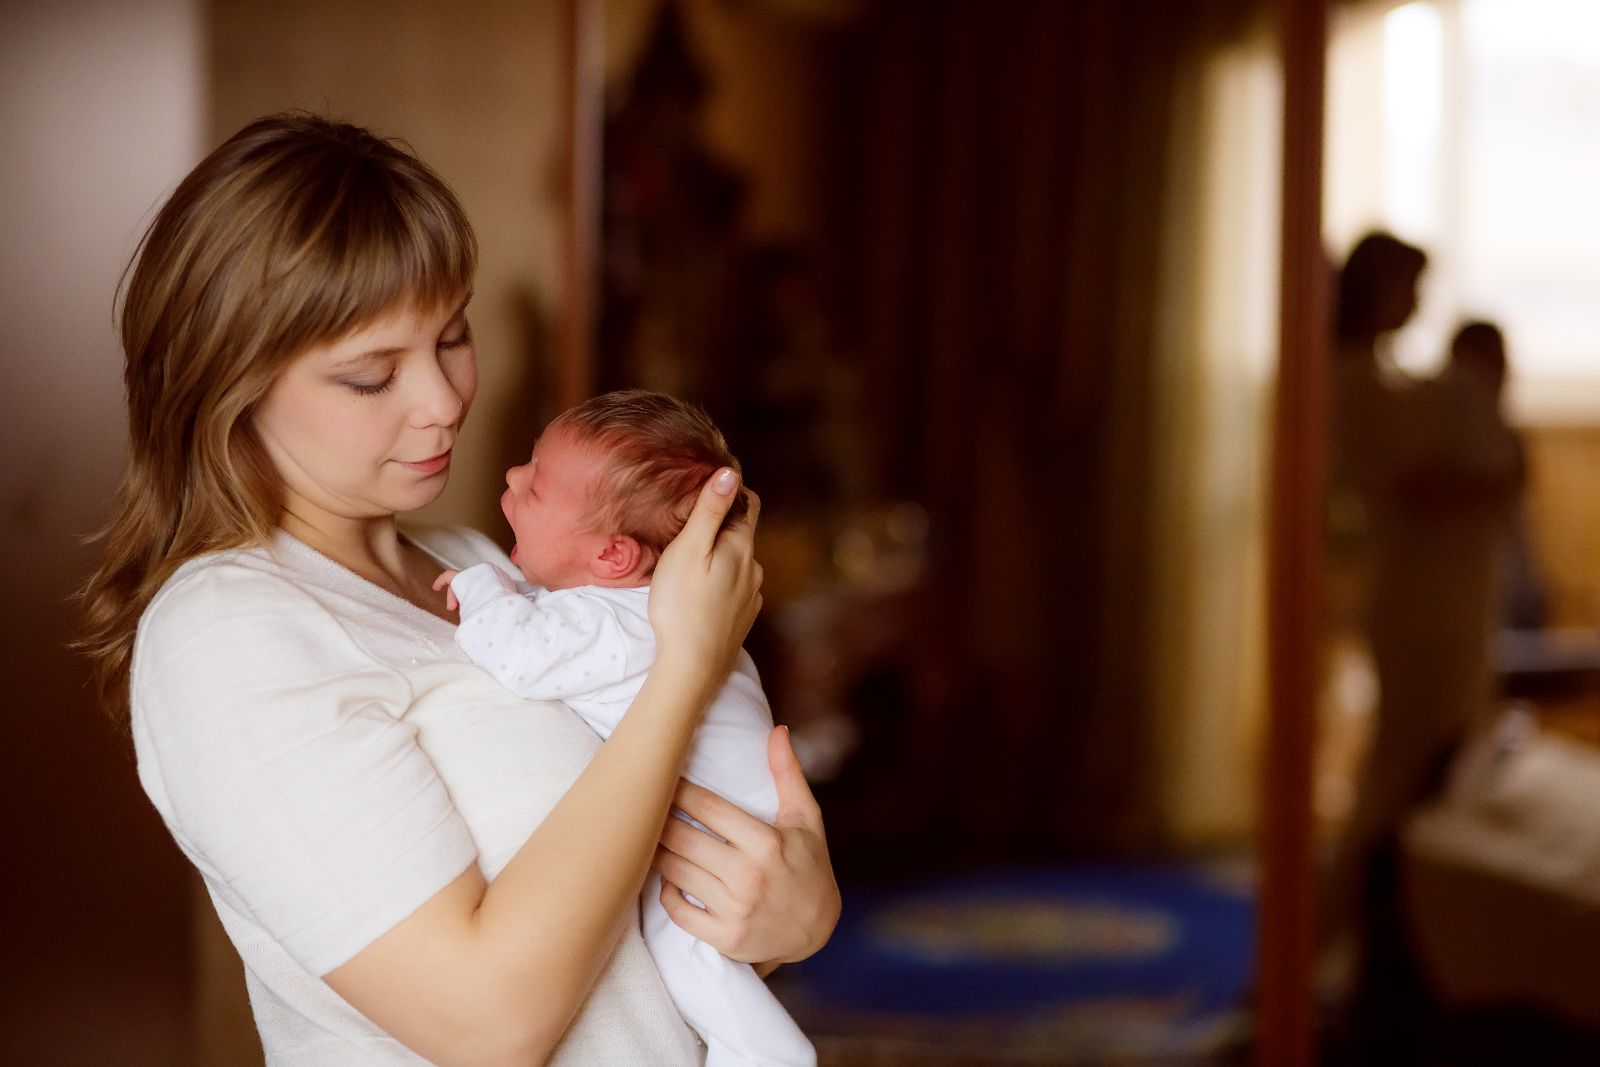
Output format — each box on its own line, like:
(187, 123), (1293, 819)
(388, 478), (450, 515)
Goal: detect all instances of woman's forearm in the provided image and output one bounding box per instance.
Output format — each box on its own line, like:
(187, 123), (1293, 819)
(325, 663), (719, 1064)
(469, 663), (716, 1025)
(327, 474), (757, 1063)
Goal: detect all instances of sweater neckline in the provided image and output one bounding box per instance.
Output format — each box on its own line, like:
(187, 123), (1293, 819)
(273, 528), (459, 634)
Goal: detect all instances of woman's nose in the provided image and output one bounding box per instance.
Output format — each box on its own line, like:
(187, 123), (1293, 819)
(408, 359), (465, 428)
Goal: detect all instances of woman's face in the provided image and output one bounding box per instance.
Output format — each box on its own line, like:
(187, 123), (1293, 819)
(253, 296), (477, 525)
(1375, 264), (1424, 333)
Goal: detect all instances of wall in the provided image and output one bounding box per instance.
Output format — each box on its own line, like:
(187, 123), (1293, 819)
(0, 0), (204, 1061)
(1147, 24), (1280, 847)
(209, 0), (571, 538)
(207, 0), (829, 536)
(198, 1), (833, 1056)
(604, 0), (833, 245)
(1524, 426), (1600, 627)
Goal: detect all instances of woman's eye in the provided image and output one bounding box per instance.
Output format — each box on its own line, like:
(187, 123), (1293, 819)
(346, 374), (395, 396)
(439, 324), (473, 350)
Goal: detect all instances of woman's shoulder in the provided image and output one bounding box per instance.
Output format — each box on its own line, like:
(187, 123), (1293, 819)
(142, 541), (298, 625)
(134, 543), (344, 675)
(131, 538), (412, 731)
(404, 524), (515, 572)
(140, 538), (325, 638)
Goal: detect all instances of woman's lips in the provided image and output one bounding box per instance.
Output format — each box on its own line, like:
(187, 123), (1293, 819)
(401, 449), (452, 476)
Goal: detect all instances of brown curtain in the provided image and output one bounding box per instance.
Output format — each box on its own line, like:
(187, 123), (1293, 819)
(819, 0), (1257, 859)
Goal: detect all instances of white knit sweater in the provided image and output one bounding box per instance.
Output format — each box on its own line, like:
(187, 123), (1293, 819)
(131, 526), (702, 1065)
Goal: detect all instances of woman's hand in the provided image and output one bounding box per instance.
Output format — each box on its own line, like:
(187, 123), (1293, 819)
(653, 726), (840, 968)
(648, 468), (764, 690)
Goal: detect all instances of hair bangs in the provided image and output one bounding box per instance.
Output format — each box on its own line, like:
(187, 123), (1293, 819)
(276, 145), (478, 352)
(83, 112), (483, 724)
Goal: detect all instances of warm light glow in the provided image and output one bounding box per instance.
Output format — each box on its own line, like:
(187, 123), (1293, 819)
(1460, 0), (1600, 417)
(1383, 2), (1443, 244)
(1328, 0), (1600, 418)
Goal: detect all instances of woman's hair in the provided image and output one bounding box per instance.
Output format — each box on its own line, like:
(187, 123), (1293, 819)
(547, 390), (748, 560)
(1335, 230), (1428, 345)
(78, 113), (477, 723)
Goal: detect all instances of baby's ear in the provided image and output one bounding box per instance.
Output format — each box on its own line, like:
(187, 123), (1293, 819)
(591, 534), (645, 581)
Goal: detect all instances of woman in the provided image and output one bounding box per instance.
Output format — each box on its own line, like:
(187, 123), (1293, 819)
(1327, 233), (1521, 1052)
(79, 113), (839, 1065)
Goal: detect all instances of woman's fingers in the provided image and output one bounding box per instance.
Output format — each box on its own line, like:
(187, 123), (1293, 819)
(670, 779), (776, 855)
(708, 487), (762, 568)
(656, 771), (839, 964)
(647, 470), (763, 673)
(769, 725), (824, 831)
(731, 487), (762, 538)
(651, 843), (728, 907)
(658, 808), (738, 868)
(659, 880), (720, 942)
(672, 467), (742, 563)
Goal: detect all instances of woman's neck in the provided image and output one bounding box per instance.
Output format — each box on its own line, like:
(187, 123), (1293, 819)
(279, 508), (410, 591)
(277, 500), (454, 622)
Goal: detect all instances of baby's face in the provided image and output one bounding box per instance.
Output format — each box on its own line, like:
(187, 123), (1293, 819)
(500, 426), (610, 589)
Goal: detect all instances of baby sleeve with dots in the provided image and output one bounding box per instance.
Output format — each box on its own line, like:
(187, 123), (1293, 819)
(450, 563), (653, 702)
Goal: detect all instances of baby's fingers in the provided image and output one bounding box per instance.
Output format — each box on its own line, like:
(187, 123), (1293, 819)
(432, 570), (461, 612)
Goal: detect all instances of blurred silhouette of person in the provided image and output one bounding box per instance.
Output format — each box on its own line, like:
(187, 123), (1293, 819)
(1325, 236), (1524, 1051)
(1446, 320), (1547, 630)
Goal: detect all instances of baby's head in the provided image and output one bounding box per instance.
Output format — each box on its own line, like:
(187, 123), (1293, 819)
(501, 390), (747, 590)
(1448, 320), (1509, 398)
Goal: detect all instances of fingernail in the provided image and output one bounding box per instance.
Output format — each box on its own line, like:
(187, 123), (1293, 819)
(713, 468), (737, 494)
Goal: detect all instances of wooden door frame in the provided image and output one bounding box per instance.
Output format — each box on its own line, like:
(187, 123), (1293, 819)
(559, 0), (603, 408)
(1258, 0), (1329, 1063)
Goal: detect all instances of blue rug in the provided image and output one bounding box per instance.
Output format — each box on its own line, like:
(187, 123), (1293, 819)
(773, 863), (1254, 1061)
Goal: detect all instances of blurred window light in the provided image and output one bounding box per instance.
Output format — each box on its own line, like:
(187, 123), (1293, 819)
(1383, 2), (1444, 243)
(1327, 0), (1600, 421)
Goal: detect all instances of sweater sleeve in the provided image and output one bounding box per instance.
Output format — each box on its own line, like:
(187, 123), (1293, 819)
(130, 565), (479, 977)
(450, 567), (652, 701)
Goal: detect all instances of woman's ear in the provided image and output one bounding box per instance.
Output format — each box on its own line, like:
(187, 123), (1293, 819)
(590, 534), (645, 582)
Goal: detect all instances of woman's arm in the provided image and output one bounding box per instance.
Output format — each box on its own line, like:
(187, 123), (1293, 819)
(652, 726), (840, 972)
(324, 470), (762, 1065)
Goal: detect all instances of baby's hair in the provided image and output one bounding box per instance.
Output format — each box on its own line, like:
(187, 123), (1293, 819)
(547, 390), (749, 557)
(1450, 319), (1509, 390)
(1451, 319), (1506, 358)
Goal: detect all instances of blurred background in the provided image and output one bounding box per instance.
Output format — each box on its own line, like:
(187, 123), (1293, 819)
(3, 0), (1599, 1063)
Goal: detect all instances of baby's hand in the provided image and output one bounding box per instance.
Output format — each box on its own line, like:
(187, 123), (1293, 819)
(432, 569), (461, 612)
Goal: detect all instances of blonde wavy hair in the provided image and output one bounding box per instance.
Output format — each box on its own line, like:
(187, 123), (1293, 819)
(78, 113), (477, 723)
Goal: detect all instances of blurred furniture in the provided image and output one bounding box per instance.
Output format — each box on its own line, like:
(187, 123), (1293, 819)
(1497, 627), (1600, 746)
(1402, 731), (1600, 1031)
(1497, 628), (1600, 704)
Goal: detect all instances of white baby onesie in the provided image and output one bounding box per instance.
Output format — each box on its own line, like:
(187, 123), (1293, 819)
(450, 563), (816, 1067)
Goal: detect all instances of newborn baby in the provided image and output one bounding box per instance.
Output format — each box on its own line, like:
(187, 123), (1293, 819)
(435, 389), (814, 1067)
